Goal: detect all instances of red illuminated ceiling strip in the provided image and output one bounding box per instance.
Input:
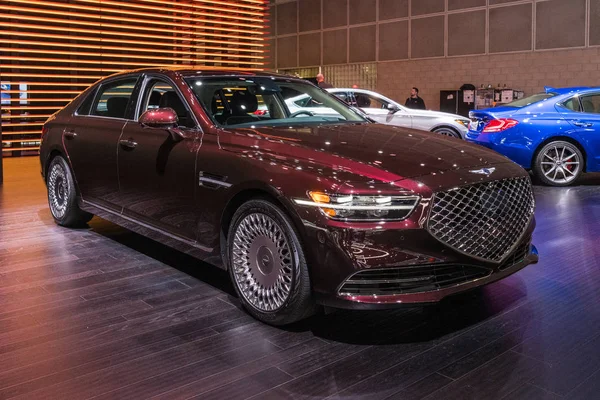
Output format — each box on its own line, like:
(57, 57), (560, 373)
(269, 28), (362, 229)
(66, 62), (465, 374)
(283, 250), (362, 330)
(2, 3), (264, 35)
(1, 39), (263, 60)
(74, 0), (264, 25)
(0, 15), (265, 44)
(0, 29), (265, 54)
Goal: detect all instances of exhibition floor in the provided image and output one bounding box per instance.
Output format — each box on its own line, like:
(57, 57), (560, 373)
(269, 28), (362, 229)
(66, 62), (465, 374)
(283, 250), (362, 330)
(0, 157), (599, 400)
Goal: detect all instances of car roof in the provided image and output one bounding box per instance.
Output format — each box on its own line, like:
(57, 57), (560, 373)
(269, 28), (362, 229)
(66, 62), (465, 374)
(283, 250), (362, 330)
(106, 67), (298, 80)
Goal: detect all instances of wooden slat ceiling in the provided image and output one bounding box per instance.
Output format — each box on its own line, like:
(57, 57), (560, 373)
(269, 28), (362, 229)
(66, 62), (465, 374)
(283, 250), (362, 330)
(0, 0), (270, 154)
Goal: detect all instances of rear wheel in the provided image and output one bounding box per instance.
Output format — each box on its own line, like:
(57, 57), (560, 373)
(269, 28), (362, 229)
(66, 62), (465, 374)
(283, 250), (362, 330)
(533, 141), (583, 186)
(433, 126), (461, 139)
(47, 156), (93, 227)
(227, 199), (314, 325)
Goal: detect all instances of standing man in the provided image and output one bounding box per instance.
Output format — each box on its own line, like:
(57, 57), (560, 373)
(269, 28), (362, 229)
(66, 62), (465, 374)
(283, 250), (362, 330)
(316, 73), (333, 89)
(405, 87), (426, 110)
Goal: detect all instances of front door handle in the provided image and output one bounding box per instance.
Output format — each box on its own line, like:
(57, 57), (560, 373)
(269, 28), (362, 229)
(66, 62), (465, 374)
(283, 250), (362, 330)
(119, 138), (138, 149)
(573, 121), (593, 128)
(64, 130), (77, 139)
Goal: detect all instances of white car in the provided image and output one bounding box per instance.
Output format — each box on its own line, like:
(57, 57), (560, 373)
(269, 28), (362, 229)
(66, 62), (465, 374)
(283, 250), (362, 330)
(285, 88), (471, 139)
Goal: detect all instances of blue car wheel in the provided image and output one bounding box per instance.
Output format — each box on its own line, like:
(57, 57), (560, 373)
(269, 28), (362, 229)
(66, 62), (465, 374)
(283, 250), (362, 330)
(533, 140), (583, 186)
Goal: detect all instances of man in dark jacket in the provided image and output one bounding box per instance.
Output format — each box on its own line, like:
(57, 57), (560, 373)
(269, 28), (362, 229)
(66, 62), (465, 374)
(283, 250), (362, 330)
(316, 73), (333, 89)
(405, 87), (426, 110)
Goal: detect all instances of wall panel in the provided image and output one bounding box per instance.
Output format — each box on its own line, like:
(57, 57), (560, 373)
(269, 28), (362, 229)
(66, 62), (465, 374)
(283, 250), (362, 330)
(1, 0), (269, 155)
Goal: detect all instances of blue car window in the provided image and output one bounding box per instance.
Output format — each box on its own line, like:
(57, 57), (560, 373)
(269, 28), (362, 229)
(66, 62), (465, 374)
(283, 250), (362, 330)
(580, 94), (600, 114)
(562, 97), (582, 112)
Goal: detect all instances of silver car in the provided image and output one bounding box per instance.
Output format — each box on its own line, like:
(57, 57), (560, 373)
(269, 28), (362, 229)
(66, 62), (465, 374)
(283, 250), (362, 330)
(286, 88), (471, 139)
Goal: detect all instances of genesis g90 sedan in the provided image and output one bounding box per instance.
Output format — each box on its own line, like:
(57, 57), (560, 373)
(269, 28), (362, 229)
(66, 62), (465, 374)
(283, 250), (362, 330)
(40, 68), (538, 325)
(467, 86), (600, 186)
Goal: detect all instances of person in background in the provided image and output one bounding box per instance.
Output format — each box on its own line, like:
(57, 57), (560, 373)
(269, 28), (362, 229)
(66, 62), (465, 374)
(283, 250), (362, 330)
(405, 87), (426, 110)
(316, 73), (333, 89)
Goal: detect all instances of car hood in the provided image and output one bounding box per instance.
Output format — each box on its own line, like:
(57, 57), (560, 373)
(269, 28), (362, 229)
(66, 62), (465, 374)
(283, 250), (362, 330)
(223, 123), (514, 183)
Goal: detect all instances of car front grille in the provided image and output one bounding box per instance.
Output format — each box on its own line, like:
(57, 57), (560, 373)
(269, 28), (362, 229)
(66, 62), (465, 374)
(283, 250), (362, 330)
(338, 240), (531, 297)
(427, 177), (534, 263)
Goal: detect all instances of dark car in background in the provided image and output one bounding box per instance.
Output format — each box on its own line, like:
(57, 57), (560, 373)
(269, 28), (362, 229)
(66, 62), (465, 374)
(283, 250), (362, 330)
(40, 68), (538, 325)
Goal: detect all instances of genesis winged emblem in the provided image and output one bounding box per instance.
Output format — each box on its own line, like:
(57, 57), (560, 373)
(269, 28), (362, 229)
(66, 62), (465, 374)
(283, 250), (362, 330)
(469, 167), (496, 176)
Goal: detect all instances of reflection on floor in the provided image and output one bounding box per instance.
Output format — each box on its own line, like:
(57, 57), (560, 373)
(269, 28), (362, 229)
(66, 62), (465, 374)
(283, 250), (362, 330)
(1, 156), (599, 400)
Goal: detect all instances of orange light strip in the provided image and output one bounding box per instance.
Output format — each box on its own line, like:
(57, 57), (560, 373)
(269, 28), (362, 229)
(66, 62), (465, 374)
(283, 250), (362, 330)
(3, 139), (41, 144)
(136, 0), (265, 17)
(0, 30), (265, 54)
(193, 0), (267, 11)
(0, 73), (104, 79)
(0, 15), (265, 44)
(1, 131), (43, 135)
(0, 52), (264, 67)
(2, 90), (81, 94)
(2, 122), (45, 127)
(0, 22), (265, 48)
(0, 39), (263, 60)
(1, 115), (52, 119)
(2, 147), (41, 152)
(0, 64), (123, 72)
(0, 83), (91, 87)
(73, 0), (264, 26)
(2, 3), (264, 36)
(1, 98), (73, 102)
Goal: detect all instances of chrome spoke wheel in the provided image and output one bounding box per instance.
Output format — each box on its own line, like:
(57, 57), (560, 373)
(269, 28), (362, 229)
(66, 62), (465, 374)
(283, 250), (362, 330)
(540, 144), (580, 185)
(231, 213), (294, 312)
(48, 163), (69, 219)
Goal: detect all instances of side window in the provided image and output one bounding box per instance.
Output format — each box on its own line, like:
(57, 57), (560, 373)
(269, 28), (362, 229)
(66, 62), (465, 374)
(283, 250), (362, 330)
(562, 97), (581, 112)
(91, 78), (138, 119)
(76, 88), (97, 116)
(354, 93), (388, 109)
(580, 94), (600, 114)
(140, 79), (194, 128)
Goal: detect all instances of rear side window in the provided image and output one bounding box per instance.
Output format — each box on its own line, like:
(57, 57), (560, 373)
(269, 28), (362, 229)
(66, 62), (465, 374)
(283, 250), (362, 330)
(580, 94), (600, 114)
(91, 77), (138, 119)
(562, 97), (582, 112)
(76, 88), (97, 116)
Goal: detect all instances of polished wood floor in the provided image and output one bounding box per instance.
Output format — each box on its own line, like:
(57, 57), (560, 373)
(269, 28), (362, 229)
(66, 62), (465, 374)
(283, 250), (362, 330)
(1, 156), (600, 400)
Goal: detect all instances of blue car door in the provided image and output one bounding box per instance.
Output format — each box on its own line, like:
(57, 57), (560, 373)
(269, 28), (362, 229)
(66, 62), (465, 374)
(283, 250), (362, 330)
(559, 92), (600, 172)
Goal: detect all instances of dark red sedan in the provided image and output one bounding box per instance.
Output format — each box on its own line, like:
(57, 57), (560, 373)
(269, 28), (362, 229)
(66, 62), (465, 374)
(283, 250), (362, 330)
(40, 68), (538, 325)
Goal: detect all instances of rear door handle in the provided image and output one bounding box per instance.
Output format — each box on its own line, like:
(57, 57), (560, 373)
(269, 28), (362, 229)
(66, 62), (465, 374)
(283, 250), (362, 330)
(573, 121), (593, 128)
(119, 138), (138, 149)
(64, 130), (77, 139)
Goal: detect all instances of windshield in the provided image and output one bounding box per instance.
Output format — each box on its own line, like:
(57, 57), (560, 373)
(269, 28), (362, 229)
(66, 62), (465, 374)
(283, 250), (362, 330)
(184, 76), (367, 128)
(504, 92), (557, 108)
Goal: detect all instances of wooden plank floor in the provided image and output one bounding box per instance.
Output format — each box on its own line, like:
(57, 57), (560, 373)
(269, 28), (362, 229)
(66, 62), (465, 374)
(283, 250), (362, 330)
(1, 156), (600, 400)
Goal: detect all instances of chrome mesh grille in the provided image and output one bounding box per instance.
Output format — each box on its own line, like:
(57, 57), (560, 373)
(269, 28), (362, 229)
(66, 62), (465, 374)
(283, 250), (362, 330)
(428, 177), (534, 263)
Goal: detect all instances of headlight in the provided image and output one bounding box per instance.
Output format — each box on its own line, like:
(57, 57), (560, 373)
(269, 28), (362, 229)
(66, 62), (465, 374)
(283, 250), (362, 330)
(293, 191), (420, 221)
(455, 119), (470, 127)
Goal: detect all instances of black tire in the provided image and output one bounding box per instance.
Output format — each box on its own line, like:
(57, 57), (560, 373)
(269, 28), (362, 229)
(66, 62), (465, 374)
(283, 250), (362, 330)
(432, 126), (462, 139)
(533, 140), (583, 187)
(227, 199), (315, 325)
(46, 156), (93, 227)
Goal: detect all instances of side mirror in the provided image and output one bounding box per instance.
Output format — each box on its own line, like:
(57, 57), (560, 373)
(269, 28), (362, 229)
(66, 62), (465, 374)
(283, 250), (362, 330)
(387, 104), (401, 114)
(139, 108), (178, 129)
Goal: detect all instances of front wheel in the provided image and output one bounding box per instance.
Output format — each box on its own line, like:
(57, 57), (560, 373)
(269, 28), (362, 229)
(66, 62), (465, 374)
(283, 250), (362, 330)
(533, 141), (583, 186)
(432, 126), (461, 139)
(47, 156), (93, 227)
(227, 199), (314, 325)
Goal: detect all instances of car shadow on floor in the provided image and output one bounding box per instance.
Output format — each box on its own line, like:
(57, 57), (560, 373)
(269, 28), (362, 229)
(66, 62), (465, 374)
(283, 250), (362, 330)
(79, 215), (529, 345)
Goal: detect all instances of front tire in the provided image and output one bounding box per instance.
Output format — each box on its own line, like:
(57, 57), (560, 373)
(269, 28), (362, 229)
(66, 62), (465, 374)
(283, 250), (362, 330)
(533, 141), (583, 186)
(227, 199), (314, 325)
(432, 126), (461, 139)
(47, 156), (93, 227)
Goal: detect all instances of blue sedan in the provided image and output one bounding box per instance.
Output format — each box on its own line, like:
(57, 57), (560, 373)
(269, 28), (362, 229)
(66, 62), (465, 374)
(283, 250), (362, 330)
(466, 86), (600, 186)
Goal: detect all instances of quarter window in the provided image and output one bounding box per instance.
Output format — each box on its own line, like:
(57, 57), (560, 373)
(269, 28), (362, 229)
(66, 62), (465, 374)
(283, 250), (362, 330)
(91, 77), (138, 119)
(562, 97), (581, 112)
(579, 94), (600, 114)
